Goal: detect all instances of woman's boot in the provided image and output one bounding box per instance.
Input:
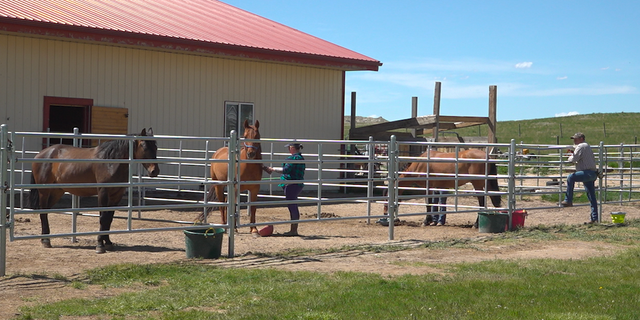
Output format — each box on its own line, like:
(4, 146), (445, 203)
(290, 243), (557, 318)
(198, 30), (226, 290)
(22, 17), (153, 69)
(284, 223), (298, 236)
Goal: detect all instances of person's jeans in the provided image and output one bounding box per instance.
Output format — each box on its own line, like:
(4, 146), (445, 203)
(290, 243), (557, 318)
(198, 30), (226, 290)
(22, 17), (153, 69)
(431, 192), (447, 224)
(565, 170), (598, 221)
(283, 184), (303, 221)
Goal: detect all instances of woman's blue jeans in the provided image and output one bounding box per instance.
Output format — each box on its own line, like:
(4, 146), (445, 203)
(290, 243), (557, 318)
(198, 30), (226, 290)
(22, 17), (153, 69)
(565, 170), (598, 221)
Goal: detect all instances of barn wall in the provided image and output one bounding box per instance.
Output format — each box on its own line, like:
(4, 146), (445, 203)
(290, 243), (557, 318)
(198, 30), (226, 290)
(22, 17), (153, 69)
(0, 33), (346, 189)
(0, 33), (345, 149)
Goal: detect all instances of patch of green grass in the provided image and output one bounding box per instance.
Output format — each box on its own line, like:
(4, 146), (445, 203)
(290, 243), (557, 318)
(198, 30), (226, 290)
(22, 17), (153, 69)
(69, 281), (87, 290)
(18, 221), (640, 320)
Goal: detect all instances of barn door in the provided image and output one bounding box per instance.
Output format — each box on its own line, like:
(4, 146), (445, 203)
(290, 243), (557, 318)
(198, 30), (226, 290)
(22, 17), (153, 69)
(90, 106), (129, 145)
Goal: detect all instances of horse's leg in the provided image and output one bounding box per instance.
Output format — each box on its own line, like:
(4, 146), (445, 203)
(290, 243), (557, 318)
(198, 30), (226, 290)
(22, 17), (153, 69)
(96, 187), (124, 253)
(215, 185), (227, 225)
(39, 213), (51, 248)
(423, 193), (434, 226)
(248, 186), (260, 235)
(472, 180), (487, 228)
(36, 189), (64, 248)
(97, 210), (116, 253)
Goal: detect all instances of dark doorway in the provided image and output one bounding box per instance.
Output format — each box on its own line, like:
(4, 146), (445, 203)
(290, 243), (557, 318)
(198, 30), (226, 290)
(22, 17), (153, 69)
(48, 105), (88, 145)
(43, 96), (92, 147)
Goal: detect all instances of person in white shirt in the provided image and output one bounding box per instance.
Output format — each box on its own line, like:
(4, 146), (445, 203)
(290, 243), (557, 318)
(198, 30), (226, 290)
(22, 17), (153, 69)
(561, 132), (599, 224)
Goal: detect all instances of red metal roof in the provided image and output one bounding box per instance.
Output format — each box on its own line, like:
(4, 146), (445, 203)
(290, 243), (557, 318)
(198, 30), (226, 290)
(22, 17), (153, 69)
(0, 0), (381, 71)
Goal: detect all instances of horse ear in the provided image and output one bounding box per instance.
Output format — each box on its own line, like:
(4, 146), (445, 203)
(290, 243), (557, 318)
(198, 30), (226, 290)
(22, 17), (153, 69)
(254, 120), (259, 129)
(147, 127), (154, 136)
(140, 128), (147, 136)
(243, 119), (250, 129)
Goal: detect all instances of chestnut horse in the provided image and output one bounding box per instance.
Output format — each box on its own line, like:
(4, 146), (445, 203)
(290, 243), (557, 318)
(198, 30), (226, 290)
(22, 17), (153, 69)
(206, 120), (263, 235)
(383, 148), (501, 226)
(29, 128), (159, 253)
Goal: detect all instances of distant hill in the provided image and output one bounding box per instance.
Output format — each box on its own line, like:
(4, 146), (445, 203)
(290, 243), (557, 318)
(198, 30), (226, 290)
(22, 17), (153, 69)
(449, 112), (640, 145)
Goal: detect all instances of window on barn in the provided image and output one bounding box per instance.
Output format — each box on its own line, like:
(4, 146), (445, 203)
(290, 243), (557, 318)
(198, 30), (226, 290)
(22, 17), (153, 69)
(224, 102), (254, 137)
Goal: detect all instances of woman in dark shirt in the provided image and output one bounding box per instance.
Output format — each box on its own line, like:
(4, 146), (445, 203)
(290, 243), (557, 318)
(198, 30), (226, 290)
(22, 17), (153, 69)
(264, 143), (305, 236)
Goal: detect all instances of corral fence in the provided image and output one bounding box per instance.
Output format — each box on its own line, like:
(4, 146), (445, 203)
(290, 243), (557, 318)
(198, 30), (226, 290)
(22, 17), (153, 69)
(1, 124), (639, 276)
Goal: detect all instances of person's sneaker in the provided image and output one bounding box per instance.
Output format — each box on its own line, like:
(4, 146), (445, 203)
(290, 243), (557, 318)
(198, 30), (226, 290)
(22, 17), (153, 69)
(376, 218), (390, 226)
(560, 200), (573, 207)
(437, 222), (444, 226)
(584, 220), (596, 225)
(429, 222), (437, 226)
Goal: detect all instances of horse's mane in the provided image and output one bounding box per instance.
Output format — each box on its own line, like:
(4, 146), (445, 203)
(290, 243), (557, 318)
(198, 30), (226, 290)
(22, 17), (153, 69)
(96, 139), (130, 159)
(95, 132), (157, 160)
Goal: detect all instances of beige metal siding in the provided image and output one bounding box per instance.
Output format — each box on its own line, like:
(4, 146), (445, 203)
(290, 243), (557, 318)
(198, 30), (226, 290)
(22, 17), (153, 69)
(1, 33), (344, 141)
(1, 33), (345, 186)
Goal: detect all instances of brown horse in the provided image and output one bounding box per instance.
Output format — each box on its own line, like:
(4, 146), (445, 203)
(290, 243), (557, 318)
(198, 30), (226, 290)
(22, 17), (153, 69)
(29, 128), (159, 253)
(206, 120), (263, 235)
(383, 148), (501, 226)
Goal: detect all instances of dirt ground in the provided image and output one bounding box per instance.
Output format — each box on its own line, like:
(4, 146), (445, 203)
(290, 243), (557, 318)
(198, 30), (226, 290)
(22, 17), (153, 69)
(1, 194), (638, 319)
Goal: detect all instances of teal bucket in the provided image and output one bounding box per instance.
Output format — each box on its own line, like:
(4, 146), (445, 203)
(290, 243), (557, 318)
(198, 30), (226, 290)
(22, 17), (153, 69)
(477, 211), (509, 233)
(184, 228), (225, 259)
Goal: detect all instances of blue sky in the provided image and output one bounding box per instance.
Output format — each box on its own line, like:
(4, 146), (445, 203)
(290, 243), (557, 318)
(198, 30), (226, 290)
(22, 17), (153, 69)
(224, 1), (639, 121)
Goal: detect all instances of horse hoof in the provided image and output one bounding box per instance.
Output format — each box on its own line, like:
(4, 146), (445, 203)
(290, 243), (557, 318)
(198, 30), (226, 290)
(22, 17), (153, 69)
(251, 232), (260, 238)
(96, 246), (106, 254)
(41, 239), (52, 248)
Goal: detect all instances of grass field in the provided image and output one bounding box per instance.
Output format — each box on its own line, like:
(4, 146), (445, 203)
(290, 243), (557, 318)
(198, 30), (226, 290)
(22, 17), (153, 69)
(17, 220), (640, 320)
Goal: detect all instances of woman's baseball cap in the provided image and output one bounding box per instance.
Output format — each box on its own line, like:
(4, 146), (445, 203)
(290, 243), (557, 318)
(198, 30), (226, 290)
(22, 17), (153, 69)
(284, 143), (303, 149)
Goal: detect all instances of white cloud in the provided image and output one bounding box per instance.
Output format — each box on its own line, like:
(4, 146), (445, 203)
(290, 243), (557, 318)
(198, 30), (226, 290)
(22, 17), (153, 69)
(555, 111), (580, 117)
(515, 62), (533, 69)
(557, 76), (568, 80)
(601, 67), (610, 70)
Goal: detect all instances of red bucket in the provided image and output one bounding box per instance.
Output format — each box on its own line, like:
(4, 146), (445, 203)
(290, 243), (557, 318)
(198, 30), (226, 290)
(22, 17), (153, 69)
(510, 210), (528, 230)
(500, 210), (528, 231)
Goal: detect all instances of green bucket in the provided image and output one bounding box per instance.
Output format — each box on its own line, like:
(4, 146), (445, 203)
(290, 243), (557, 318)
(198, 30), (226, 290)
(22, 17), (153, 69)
(477, 211), (509, 233)
(184, 228), (225, 259)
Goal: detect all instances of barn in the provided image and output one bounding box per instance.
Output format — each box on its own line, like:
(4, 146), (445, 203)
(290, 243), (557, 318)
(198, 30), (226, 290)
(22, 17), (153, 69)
(0, 0), (381, 147)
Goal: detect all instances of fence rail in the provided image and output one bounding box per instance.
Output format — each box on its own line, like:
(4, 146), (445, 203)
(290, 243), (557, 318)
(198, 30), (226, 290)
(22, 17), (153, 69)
(1, 124), (639, 275)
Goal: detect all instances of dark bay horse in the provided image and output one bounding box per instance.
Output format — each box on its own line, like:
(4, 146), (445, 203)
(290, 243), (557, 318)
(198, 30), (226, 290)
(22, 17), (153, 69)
(383, 148), (501, 226)
(30, 128), (159, 253)
(206, 120), (264, 235)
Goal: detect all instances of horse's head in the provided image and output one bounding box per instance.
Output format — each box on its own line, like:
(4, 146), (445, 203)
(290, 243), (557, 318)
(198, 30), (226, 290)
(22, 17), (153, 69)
(241, 119), (261, 159)
(134, 128), (160, 177)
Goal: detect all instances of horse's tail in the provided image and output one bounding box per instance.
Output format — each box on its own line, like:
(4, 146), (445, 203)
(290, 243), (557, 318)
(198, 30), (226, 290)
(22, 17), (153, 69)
(198, 185), (219, 222)
(205, 185), (219, 212)
(487, 163), (502, 207)
(29, 175), (40, 209)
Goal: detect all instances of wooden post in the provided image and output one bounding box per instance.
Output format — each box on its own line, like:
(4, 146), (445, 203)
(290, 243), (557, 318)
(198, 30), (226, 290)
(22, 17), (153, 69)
(350, 92), (357, 134)
(559, 123), (563, 138)
(488, 85), (497, 147)
(411, 96), (418, 138)
(432, 82), (441, 142)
